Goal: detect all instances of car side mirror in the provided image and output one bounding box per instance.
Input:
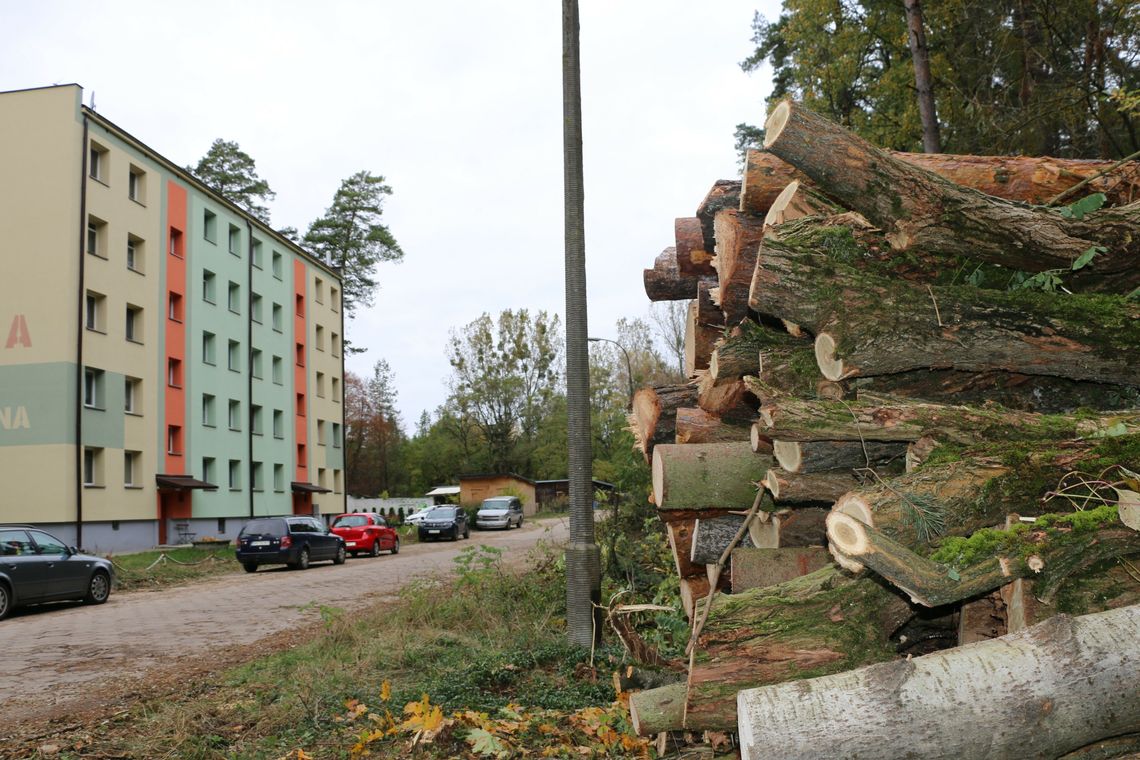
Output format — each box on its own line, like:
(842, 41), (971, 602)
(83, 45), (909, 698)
(68, 546), (78, 555)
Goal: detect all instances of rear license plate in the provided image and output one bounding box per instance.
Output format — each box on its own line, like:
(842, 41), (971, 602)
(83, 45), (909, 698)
(251, 540), (270, 547)
(346, 541), (357, 547)
(429, 529), (440, 534)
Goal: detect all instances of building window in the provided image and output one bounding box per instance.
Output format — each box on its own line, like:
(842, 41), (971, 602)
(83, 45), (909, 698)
(272, 251), (283, 279)
(83, 447), (103, 486)
(86, 219), (102, 257)
(202, 394), (216, 426)
(203, 210), (217, 243)
(228, 282), (241, 314)
(272, 355), (283, 385)
(169, 228), (183, 258)
(124, 450), (139, 487)
(316, 372), (325, 398)
(251, 293), (263, 323)
(202, 457), (215, 484)
(124, 377), (140, 414)
(251, 461), (263, 492)
(228, 225), (241, 256)
(315, 325), (325, 352)
(83, 368), (104, 409)
(89, 142), (108, 182)
(167, 358), (182, 387)
(128, 165), (146, 203)
(126, 235), (144, 273)
(332, 423), (342, 449)
(272, 303), (283, 332)
(167, 425), (182, 455)
(317, 420), (326, 446)
(251, 239), (263, 268)
(125, 305), (143, 343)
(228, 399), (241, 431)
(331, 377), (340, 403)
(318, 467), (326, 489)
(296, 393), (305, 416)
(334, 469), (342, 494)
(274, 463), (284, 492)
(295, 343), (304, 367)
(251, 404), (263, 435)
(273, 409), (284, 438)
(315, 278), (324, 304)
(217, 518), (226, 533)
(168, 292), (183, 322)
(295, 294), (305, 317)
(251, 348), (263, 378)
(202, 331), (216, 365)
(228, 340), (241, 372)
(331, 332), (340, 357)
(85, 291), (105, 332)
(330, 286), (339, 312)
(202, 270), (216, 303)
(228, 459), (241, 490)
(297, 443), (306, 465)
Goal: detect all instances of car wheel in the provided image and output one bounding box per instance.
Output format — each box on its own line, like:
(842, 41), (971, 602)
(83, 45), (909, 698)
(85, 571), (111, 605)
(290, 547), (311, 570)
(391, 538), (400, 555)
(369, 539), (381, 557)
(334, 545), (347, 565)
(464, 525), (470, 539)
(243, 562), (258, 573)
(451, 527), (459, 541)
(0, 582), (10, 620)
(518, 516), (523, 528)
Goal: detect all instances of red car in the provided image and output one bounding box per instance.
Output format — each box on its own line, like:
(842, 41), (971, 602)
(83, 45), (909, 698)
(329, 513), (400, 557)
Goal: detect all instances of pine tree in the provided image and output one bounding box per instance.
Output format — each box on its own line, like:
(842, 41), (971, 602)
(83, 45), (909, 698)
(189, 139), (276, 223)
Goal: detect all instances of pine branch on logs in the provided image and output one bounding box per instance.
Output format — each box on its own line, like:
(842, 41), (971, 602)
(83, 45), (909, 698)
(736, 605), (1140, 760)
(741, 147), (1140, 213)
(763, 101), (1140, 293)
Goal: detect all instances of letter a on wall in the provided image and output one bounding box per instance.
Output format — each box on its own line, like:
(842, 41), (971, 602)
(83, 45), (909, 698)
(5, 315), (31, 348)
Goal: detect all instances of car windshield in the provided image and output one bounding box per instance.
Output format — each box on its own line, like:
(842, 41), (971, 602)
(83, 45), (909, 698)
(332, 515), (368, 528)
(481, 499), (512, 509)
(240, 519), (284, 537)
(425, 507), (454, 518)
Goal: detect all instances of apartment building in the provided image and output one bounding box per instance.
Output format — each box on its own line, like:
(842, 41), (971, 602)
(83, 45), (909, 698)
(0, 84), (346, 552)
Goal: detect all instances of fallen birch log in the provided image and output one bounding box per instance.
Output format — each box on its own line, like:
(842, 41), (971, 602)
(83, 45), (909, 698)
(736, 604), (1140, 760)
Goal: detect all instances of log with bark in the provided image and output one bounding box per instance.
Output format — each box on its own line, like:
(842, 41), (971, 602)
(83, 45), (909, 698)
(651, 442), (770, 512)
(629, 682), (686, 738)
(684, 299), (720, 376)
(674, 216), (713, 277)
(691, 514), (758, 565)
(763, 467), (866, 504)
(707, 321), (806, 386)
(826, 504), (1140, 607)
(773, 439), (907, 473)
(712, 209), (766, 325)
(739, 348), (829, 403)
(736, 604), (1140, 760)
(666, 519), (705, 580)
(695, 373), (759, 419)
(696, 179), (743, 257)
(730, 546), (831, 592)
(763, 179), (842, 227)
(747, 217), (1140, 385)
(643, 246), (716, 302)
(740, 148), (1140, 214)
(630, 384), (699, 463)
(681, 565), (914, 732)
(695, 279), (725, 327)
(756, 392), (1140, 444)
(763, 100), (1140, 293)
(674, 407), (754, 446)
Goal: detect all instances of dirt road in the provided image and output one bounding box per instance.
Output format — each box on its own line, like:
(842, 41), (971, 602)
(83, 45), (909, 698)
(0, 517), (569, 727)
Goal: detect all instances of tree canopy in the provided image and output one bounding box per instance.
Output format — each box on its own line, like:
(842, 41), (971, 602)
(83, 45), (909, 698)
(745, 0), (1140, 158)
(304, 170), (403, 319)
(189, 138), (276, 222)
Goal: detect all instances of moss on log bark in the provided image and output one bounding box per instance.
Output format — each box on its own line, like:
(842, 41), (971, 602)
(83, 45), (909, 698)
(651, 442), (770, 511)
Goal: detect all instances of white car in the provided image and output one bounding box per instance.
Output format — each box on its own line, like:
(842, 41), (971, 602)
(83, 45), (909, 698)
(405, 506), (436, 525)
(475, 497), (524, 530)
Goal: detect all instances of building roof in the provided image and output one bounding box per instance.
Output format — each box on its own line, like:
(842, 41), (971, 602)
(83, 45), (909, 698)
(155, 474), (218, 491)
(459, 473), (536, 485)
(292, 481), (332, 494)
(424, 486), (460, 497)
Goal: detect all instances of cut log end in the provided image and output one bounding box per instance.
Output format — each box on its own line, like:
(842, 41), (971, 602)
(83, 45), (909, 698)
(764, 180), (801, 228)
(651, 447), (665, 507)
(763, 101), (791, 148)
(815, 332), (847, 381)
(826, 511), (871, 557)
(834, 493), (874, 527)
(773, 440), (803, 472)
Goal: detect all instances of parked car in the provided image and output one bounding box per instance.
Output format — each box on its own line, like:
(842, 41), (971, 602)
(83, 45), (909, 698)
(475, 496), (524, 530)
(0, 525), (114, 620)
(417, 506), (469, 542)
(405, 506), (434, 525)
(330, 512), (399, 557)
(235, 516), (346, 572)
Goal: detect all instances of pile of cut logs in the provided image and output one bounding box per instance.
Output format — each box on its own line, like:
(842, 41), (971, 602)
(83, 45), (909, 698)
(627, 101), (1140, 759)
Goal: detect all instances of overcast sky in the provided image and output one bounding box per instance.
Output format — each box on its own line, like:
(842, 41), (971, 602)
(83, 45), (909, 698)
(4, 1), (781, 425)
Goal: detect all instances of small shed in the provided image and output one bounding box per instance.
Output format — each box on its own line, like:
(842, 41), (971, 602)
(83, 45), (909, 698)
(459, 474), (537, 515)
(424, 485), (461, 505)
(535, 479), (617, 510)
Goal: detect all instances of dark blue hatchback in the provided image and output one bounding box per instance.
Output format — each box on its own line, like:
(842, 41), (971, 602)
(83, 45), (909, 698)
(235, 516), (346, 572)
(0, 525), (114, 620)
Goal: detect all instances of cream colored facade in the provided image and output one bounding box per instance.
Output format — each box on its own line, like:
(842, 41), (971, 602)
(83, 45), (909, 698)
(0, 85), (345, 552)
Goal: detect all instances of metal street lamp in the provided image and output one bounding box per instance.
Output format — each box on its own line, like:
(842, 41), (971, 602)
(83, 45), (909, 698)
(587, 336), (634, 405)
